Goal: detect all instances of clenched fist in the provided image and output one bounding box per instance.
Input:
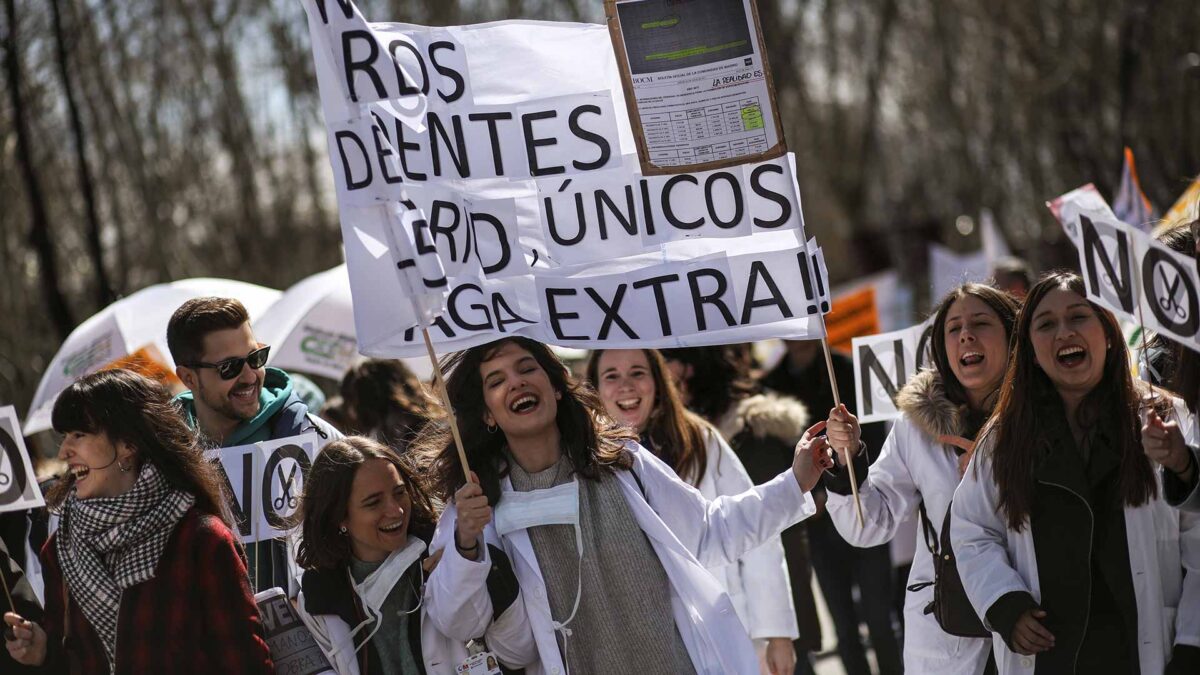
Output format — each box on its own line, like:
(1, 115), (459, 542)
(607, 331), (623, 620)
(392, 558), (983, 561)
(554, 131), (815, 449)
(454, 471), (492, 561)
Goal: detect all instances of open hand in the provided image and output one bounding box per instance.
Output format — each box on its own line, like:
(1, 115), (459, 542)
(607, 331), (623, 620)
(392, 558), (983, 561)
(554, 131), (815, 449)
(793, 421), (836, 492)
(764, 636), (796, 675)
(1011, 608), (1055, 655)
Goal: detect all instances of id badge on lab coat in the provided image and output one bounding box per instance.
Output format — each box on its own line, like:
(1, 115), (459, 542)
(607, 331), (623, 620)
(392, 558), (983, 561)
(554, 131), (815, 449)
(456, 651), (501, 675)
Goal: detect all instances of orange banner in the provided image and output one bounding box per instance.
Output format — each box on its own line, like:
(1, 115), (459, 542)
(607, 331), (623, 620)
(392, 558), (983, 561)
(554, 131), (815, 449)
(100, 345), (184, 392)
(825, 286), (880, 353)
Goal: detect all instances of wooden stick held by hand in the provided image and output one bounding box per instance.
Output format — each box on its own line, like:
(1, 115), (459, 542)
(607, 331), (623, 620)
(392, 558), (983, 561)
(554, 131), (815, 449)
(821, 337), (865, 528)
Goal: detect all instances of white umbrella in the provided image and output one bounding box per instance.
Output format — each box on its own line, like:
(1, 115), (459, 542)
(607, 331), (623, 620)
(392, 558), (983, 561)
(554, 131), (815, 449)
(253, 265), (433, 384)
(25, 278), (281, 434)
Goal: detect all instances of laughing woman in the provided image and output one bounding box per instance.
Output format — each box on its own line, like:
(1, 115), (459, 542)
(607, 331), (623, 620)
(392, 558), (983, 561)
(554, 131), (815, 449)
(818, 283), (1018, 675)
(294, 436), (535, 674)
(951, 272), (1200, 675)
(3, 369), (272, 673)
(419, 337), (831, 675)
(587, 348), (799, 675)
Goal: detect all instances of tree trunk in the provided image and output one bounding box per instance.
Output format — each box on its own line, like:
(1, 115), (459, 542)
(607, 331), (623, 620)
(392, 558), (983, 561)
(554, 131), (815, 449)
(52, 0), (117, 307)
(3, 0), (76, 340)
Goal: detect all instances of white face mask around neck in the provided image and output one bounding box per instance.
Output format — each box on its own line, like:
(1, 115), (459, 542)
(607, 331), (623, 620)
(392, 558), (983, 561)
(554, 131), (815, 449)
(338, 537), (426, 657)
(493, 477), (584, 671)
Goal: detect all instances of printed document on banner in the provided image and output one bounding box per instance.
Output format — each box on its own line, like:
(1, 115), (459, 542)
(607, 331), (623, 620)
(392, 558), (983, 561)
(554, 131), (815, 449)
(608, 0), (782, 172)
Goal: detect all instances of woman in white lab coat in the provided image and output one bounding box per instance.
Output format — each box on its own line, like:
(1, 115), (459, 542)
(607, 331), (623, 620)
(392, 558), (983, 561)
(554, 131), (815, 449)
(586, 348), (799, 675)
(418, 337), (831, 675)
(951, 272), (1200, 675)
(819, 283), (1019, 675)
(293, 436), (536, 674)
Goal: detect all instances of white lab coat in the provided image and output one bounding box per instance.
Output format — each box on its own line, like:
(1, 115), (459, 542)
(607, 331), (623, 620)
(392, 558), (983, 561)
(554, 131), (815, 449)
(826, 415), (992, 675)
(951, 428), (1200, 675)
(425, 441), (817, 675)
(296, 559), (538, 674)
(695, 428), (799, 642)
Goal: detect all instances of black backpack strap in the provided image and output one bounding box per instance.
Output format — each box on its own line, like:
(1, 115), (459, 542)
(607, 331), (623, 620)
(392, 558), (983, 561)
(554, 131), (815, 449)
(906, 501), (940, 596)
(916, 500), (940, 556)
(630, 468), (648, 501)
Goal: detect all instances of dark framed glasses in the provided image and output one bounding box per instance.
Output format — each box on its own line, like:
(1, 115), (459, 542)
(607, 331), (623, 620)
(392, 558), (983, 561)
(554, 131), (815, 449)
(184, 345), (270, 380)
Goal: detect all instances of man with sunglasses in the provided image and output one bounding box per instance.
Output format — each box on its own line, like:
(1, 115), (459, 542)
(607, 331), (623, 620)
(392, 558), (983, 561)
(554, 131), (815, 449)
(167, 297), (341, 592)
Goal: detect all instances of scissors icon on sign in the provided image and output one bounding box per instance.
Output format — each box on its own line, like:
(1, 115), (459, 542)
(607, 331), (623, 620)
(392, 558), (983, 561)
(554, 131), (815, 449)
(273, 464), (299, 511)
(1157, 268), (1188, 321)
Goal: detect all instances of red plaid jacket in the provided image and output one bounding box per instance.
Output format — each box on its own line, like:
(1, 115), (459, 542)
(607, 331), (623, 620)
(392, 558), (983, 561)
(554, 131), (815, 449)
(38, 508), (273, 674)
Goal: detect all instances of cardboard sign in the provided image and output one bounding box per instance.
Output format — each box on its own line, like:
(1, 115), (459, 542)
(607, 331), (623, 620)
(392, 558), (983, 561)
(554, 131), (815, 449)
(1055, 190), (1200, 355)
(825, 286), (880, 353)
(209, 434), (319, 543)
(851, 321), (936, 423)
(604, 0), (787, 175)
(255, 587), (335, 675)
(0, 406), (45, 514)
(302, 0), (827, 358)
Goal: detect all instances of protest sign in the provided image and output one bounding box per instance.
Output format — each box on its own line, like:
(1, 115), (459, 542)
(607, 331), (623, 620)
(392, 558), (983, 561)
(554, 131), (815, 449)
(604, 0), (786, 174)
(1055, 190), (1200, 355)
(209, 434), (319, 543)
(851, 321), (936, 424)
(303, 0), (827, 358)
(258, 435), (319, 538)
(0, 407), (44, 514)
(825, 286), (879, 353)
(255, 587), (335, 675)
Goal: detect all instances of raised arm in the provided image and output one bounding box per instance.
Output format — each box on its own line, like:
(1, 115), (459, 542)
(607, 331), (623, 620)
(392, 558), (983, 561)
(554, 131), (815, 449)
(634, 441), (820, 569)
(825, 419), (923, 548)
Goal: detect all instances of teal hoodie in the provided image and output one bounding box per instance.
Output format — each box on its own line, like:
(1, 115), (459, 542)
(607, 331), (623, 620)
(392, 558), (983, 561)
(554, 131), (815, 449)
(176, 367), (294, 447)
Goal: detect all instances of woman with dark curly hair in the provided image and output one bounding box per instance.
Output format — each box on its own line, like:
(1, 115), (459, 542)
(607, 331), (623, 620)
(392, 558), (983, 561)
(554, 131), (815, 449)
(418, 336), (831, 675)
(3, 369), (272, 673)
(294, 435), (533, 674)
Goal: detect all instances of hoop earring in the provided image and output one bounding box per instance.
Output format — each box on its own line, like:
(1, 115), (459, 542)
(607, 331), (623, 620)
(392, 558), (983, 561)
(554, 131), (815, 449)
(339, 526), (348, 535)
(117, 458), (132, 473)
(486, 423), (498, 434)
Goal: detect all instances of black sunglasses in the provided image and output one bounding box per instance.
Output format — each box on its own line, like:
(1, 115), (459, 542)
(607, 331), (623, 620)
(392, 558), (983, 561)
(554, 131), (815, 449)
(184, 345), (270, 380)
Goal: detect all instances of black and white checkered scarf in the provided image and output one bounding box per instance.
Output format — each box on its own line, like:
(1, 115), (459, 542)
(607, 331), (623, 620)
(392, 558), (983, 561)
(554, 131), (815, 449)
(56, 462), (194, 669)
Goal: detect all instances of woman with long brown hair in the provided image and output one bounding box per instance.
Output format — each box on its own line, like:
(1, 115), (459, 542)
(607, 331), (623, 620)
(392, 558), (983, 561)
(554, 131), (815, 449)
(418, 336), (831, 675)
(586, 348), (799, 675)
(3, 369), (272, 673)
(293, 435), (533, 674)
(951, 272), (1200, 675)
(819, 282), (1018, 675)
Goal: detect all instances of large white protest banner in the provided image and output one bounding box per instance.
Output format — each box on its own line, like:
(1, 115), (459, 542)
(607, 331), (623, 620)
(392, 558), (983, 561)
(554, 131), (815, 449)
(851, 320), (936, 424)
(303, 0), (825, 357)
(0, 406), (44, 514)
(209, 433), (319, 543)
(1055, 189), (1200, 355)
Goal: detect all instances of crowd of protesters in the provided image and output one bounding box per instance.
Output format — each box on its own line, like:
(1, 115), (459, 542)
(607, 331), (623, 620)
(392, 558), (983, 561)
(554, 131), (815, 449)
(4, 220), (1200, 675)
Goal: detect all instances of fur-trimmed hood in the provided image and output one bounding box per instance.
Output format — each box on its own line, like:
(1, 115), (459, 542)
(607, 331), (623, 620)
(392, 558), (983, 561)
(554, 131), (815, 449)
(895, 369), (967, 441)
(716, 392), (810, 445)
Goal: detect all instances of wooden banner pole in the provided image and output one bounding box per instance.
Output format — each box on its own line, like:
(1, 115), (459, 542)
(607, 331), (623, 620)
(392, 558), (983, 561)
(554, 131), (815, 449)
(819, 331), (866, 528)
(421, 328), (473, 484)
